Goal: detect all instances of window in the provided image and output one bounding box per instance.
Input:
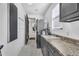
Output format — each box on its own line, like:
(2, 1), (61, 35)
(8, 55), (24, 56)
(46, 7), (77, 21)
(52, 4), (60, 30)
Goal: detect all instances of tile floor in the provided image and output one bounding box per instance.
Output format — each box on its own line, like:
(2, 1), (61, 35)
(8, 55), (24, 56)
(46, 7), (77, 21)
(18, 40), (42, 56)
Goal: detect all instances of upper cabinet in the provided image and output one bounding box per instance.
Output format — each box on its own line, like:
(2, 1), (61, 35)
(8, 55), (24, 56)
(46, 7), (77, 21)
(60, 3), (79, 22)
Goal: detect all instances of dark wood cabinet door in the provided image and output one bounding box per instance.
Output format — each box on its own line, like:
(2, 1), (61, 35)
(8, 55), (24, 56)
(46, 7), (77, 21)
(60, 3), (79, 22)
(9, 3), (17, 42)
(60, 3), (77, 18)
(40, 36), (63, 56)
(47, 47), (54, 56)
(25, 15), (29, 44)
(41, 37), (50, 56)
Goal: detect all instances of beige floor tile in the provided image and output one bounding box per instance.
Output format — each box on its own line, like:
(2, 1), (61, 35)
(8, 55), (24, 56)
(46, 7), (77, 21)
(18, 40), (42, 56)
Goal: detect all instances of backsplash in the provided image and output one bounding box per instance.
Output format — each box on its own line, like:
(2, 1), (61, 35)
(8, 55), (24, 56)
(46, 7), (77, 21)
(51, 20), (79, 41)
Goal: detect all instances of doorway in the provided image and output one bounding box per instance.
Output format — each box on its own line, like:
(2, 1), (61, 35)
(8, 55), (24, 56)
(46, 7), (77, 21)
(25, 15), (29, 44)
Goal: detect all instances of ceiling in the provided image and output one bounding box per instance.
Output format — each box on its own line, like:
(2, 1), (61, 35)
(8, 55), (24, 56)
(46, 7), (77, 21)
(22, 3), (51, 16)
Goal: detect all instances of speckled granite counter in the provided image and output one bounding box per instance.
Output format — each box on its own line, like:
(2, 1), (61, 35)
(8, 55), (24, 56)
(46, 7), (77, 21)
(42, 35), (79, 56)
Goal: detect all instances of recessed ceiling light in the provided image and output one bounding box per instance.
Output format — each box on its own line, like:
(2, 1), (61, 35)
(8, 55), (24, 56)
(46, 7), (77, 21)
(27, 3), (33, 5)
(35, 9), (38, 11)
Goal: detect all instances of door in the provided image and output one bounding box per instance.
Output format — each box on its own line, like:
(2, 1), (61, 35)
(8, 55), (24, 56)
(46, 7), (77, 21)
(25, 15), (29, 44)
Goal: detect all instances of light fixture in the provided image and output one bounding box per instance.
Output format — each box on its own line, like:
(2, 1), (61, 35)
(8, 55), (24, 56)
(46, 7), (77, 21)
(27, 3), (33, 5)
(35, 9), (38, 11)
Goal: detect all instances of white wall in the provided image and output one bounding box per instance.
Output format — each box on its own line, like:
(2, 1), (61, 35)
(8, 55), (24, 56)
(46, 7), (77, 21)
(63, 21), (79, 36)
(0, 3), (26, 56)
(0, 4), (4, 45)
(28, 14), (44, 19)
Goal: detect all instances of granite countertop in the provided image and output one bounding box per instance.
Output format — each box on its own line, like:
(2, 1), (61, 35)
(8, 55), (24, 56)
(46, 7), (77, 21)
(53, 33), (79, 40)
(41, 35), (79, 56)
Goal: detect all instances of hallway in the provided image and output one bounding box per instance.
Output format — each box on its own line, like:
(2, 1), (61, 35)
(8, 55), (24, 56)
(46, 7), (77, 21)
(1, 3), (79, 56)
(18, 40), (42, 56)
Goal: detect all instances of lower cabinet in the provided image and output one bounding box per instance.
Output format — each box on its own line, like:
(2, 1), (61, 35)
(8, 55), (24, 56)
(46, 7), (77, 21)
(41, 37), (48, 56)
(40, 36), (62, 56)
(47, 43), (62, 56)
(47, 48), (54, 56)
(36, 35), (41, 48)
